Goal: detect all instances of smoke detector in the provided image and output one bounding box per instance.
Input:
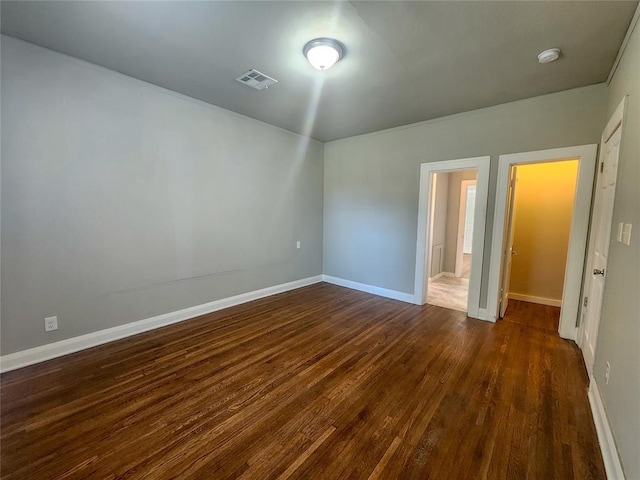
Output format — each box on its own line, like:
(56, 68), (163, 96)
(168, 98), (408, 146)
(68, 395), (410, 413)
(235, 69), (278, 91)
(538, 48), (561, 64)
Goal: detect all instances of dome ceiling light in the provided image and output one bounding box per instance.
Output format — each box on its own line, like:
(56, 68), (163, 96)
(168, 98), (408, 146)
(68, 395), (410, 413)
(538, 48), (561, 64)
(303, 38), (345, 71)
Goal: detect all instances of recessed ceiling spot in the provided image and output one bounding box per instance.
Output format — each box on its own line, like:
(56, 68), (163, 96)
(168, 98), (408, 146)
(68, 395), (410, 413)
(538, 48), (561, 64)
(303, 38), (345, 71)
(235, 69), (278, 91)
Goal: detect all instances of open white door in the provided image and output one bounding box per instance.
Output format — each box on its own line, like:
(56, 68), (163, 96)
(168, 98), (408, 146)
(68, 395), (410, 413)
(499, 167), (518, 318)
(455, 180), (476, 277)
(463, 184), (476, 254)
(581, 122), (622, 375)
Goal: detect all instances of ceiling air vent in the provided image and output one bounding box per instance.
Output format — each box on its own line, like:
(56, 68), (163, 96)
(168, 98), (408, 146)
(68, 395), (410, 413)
(235, 69), (278, 91)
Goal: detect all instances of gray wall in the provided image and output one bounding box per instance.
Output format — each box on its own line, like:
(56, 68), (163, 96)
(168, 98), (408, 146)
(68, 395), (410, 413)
(594, 19), (640, 480)
(323, 84), (608, 306)
(1, 37), (324, 354)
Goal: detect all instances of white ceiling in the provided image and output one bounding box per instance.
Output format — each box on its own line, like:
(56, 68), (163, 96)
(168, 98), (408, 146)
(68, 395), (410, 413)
(1, 1), (637, 142)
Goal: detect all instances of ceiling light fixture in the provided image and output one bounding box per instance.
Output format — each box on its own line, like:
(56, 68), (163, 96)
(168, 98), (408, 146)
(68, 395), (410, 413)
(537, 48), (561, 64)
(303, 38), (345, 71)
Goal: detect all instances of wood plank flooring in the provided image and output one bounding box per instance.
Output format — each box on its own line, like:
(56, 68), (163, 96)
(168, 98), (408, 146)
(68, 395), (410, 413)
(0, 284), (605, 479)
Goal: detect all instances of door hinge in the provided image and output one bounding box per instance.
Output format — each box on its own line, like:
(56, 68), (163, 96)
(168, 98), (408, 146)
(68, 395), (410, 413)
(600, 162), (604, 173)
(583, 296), (588, 308)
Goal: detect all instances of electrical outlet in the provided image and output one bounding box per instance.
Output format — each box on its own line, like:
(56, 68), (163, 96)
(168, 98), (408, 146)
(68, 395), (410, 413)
(296, 241), (301, 249)
(45, 316), (58, 332)
(605, 361), (611, 385)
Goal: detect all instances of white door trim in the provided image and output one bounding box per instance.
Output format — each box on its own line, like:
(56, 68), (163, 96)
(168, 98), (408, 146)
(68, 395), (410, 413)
(414, 156), (491, 320)
(487, 144), (598, 339)
(602, 96), (627, 142)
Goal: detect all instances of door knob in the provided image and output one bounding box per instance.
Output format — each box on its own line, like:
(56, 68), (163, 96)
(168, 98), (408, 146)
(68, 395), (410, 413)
(593, 268), (605, 276)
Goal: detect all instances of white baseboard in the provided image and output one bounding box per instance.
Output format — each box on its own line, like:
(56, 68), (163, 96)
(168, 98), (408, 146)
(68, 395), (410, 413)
(588, 377), (626, 480)
(430, 272), (459, 281)
(508, 293), (562, 307)
(0, 275), (323, 373)
(322, 275), (415, 304)
(477, 308), (494, 322)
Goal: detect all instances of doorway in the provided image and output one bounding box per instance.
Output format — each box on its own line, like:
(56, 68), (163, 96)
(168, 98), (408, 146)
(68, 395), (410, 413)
(425, 170), (477, 312)
(487, 145), (598, 339)
(414, 156), (490, 320)
(497, 160), (579, 324)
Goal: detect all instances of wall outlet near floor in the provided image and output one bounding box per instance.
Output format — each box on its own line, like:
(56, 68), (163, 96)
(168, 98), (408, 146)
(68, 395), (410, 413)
(605, 361), (611, 385)
(296, 241), (301, 249)
(44, 316), (58, 332)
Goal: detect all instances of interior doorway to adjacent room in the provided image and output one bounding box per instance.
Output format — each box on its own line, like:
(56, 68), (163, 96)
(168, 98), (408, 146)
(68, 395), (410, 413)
(414, 156), (490, 320)
(497, 160), (579, 324)
(487, 144), (598, 339)
(425, 169), (478, 312)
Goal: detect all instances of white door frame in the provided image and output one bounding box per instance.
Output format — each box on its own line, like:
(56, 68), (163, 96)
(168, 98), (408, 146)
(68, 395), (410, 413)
(455, 180), (477, 277)
(486, 144), (598, 339)
(578, 97), (627, 371)
(414, 156), (491, 319)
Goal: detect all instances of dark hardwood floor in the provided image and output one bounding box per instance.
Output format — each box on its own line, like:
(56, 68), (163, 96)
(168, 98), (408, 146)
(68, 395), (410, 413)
(502, 299), (561, 333)
(1, 284), (605, 479)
